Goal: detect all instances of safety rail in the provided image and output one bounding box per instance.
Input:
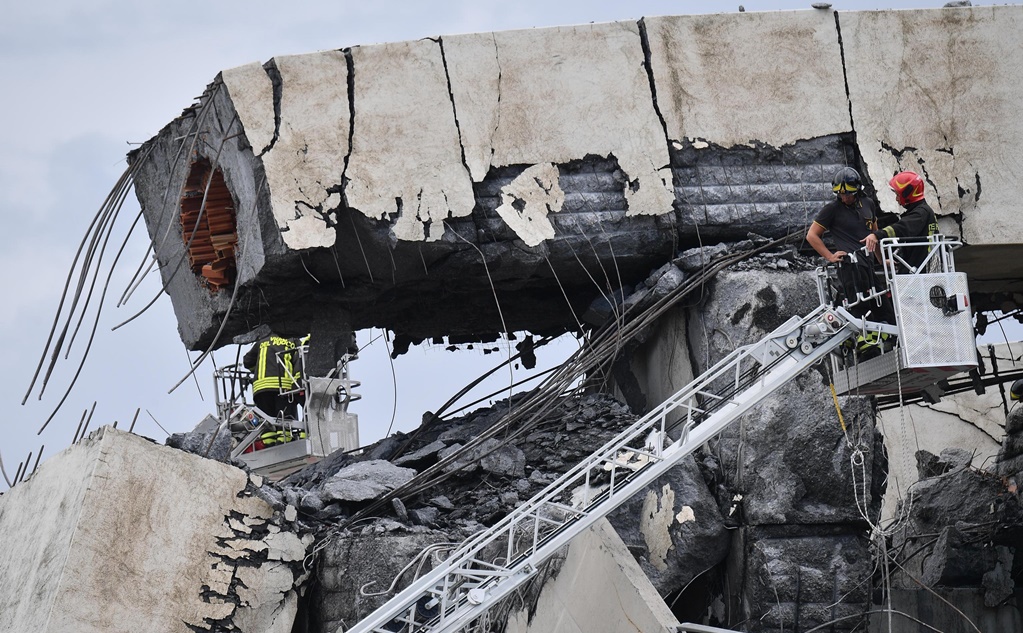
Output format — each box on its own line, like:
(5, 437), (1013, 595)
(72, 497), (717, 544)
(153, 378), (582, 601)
(878, 234), (960, 282)
(341, 304), (859, 633)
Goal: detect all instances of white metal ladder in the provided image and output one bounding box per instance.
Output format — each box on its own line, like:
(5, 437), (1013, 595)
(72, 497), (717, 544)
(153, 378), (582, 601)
(342, 304), (859, 633)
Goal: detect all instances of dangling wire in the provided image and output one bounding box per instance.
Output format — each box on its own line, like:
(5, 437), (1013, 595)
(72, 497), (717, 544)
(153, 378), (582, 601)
(22, 160), (142, 406)
(124, 81), (225, 297)
(33, 159), (149, 432)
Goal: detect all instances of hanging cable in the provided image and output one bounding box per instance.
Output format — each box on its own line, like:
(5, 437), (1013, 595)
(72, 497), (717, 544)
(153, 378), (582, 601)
(310, 230), (807, 558)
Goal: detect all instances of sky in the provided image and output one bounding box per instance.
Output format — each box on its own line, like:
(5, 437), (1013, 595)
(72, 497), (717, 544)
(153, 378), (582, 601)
(0, 0), (998, 491)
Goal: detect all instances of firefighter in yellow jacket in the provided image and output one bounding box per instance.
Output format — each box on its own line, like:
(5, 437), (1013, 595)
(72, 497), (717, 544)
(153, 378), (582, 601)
(243, 334), (305, 419)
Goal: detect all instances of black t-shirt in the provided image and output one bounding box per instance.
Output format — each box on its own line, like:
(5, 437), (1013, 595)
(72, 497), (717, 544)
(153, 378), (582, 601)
(812, 197), (877, 253)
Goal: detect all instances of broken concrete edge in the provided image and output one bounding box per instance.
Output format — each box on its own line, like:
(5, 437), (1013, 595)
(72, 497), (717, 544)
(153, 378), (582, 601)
(125, 8), (904, 347)
(136, 7), (1021, 246)
(0, 426), (316, 633)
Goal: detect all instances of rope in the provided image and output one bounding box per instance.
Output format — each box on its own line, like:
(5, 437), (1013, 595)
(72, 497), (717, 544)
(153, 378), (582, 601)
(829, 382), (848, 434)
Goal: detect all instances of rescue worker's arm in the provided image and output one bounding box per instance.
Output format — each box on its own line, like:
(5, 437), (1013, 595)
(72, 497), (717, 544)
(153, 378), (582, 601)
(242, 343), (259, 371)
(862, 206), (928, 254)
(806, 222), (845, 263)
(870, 220), (884, 264)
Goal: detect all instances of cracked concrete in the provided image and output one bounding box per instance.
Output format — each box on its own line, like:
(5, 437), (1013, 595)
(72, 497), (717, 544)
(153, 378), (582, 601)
(445, 21), (673, 218)
(842, 6), (1023, 244)
(494, 163), (564, 247)
(645, 11), (850, 148)
(130, 5), (1023, 352)
(347, 39), (474, 242)
(0, 428), (312, 633)
(263, 52), (347, 249)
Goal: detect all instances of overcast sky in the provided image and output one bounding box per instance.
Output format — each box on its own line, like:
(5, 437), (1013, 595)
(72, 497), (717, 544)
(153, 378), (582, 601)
(1, 0), (992, 490)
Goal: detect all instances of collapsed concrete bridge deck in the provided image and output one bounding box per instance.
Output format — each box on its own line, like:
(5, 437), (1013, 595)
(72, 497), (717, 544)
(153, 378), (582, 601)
(40, 7), (1020, 627)
(130, 5), (1023, 361)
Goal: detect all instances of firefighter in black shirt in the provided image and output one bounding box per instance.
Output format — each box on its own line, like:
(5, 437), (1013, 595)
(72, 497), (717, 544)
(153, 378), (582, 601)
(806, 167), (879, 312)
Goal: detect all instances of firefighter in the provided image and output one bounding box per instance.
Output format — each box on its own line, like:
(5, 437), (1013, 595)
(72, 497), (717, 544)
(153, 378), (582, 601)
(861, 170), (939, 272)
(243, 334), (304, 419)
(807, 167), (883, 315)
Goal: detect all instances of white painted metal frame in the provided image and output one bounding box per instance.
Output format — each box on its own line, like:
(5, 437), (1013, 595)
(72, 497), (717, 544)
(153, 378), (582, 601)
(342, 305), (858, 633)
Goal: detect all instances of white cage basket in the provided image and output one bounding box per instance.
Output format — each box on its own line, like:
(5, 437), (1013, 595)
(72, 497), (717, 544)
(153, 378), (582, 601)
(892, 271), (975, 368)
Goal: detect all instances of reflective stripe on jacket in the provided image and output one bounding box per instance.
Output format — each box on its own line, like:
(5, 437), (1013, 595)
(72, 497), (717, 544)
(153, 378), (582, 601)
(244, 336), (298, 394)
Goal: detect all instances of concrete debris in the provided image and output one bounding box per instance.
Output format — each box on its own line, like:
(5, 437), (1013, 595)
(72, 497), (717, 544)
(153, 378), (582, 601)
(608, 454), (730, 593)
(319, 460), (416, 503)
(996, 407), (1023, 479)
(479, 443), (526, 478)
(982, 546), (1015, 607)
(892, 440), (1021, 611)
(681, 268), (884, 631)
(167, 421), (234, 464)
(391, 439), (448, 468)
(916, 447), (973, 479)
(0, 428), (314, 633)
(9, 5), (1023, 632)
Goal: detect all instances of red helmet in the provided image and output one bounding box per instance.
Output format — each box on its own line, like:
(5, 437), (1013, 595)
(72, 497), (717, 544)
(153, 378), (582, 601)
(889, 171), (925, 206)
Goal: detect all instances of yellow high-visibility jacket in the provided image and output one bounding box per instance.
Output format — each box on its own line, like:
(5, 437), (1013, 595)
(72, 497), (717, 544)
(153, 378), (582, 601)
(243, 336), (299, 394)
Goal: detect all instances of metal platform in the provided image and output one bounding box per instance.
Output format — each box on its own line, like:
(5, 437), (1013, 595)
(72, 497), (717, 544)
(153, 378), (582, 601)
(213, 351), (361, 479)
(831, 348), (967, 396)
(238, 438), (321, 479)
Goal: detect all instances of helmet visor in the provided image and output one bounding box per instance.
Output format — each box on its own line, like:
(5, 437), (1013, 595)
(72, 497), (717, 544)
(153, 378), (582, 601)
(833, 182), (860, 194)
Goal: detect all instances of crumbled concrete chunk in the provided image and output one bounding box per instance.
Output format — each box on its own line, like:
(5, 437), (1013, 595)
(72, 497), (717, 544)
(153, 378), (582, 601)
(229, 517), (252, 534)
(429, 495), (454, 510)
(393, 440), (448, 468)
(481, 444), (526, 478)
(410, 507), (440, 526)
(236, 561), (295, 608)
(264, 531), (310, 562)
(321, 460), (416, 502)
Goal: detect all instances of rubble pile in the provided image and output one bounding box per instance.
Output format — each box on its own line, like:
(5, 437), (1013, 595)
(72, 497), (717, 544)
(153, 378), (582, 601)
(246, 394), (638, 534)
(160, 247), (1020, 633)
(886, 408), (1023, 608)
(275, 393), (730, 631)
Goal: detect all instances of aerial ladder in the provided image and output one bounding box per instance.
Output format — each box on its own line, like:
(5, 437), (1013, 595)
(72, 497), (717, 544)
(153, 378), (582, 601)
(341, 236), (978, 633)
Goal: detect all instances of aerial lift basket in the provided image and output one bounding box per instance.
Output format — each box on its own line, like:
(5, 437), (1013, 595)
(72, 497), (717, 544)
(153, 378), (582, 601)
(827, 235), (976, 396)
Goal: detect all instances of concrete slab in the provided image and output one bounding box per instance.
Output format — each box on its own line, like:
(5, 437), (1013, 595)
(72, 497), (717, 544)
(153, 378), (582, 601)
(645, 10), (849, 148)
(504, 518), (680, 633)
(221, 61), (277, 160)
(263, 51), (350, 250)
(346, 39), (474, 242)
(445, 20), (674, 217)
(842, 6), (1023, 244)
(0, 427), (311, 633)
